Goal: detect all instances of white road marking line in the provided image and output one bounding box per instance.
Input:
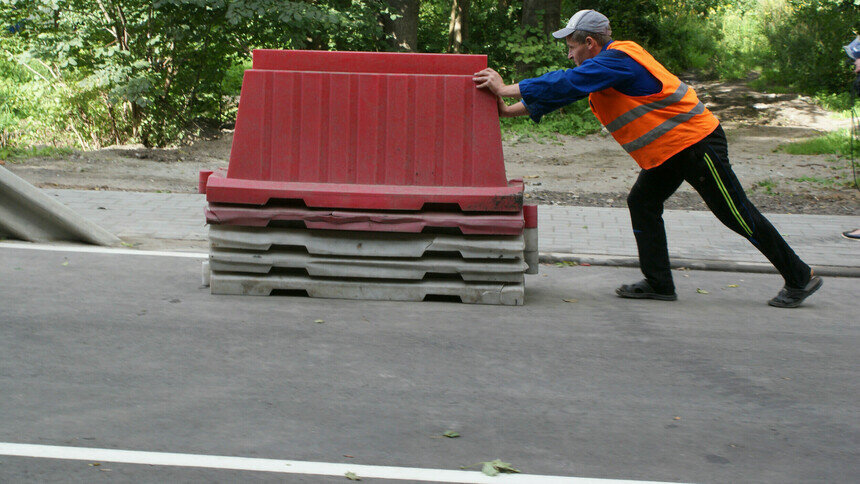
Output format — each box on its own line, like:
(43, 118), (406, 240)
(0, 241), (207, 259)
(0, 443), (678, 484)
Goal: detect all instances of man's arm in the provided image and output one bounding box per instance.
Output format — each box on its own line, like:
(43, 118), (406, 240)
(496, 97), (529, 118)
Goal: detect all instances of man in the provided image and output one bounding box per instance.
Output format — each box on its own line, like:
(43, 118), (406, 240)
(841, 35), (860, 240)
(473, 9), (822, 307)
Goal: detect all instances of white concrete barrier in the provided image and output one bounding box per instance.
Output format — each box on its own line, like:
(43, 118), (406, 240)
(0, 166), (120, 246)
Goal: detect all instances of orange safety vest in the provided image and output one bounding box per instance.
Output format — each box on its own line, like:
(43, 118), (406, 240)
(589, 41), (719, 169)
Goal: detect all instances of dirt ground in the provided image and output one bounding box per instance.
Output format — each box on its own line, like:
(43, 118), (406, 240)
(5, 79), (859, 215)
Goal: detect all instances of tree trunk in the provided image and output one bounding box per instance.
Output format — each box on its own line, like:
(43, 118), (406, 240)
(381, 0), (418, 52)
(521, 0), (561, 38)
(518, 0), (561, 75)
(448, 0), (470, 53)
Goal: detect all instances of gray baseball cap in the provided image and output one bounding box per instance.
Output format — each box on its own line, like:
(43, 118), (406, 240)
(552, 9), (611, 39)
(844, 35), (860, 60)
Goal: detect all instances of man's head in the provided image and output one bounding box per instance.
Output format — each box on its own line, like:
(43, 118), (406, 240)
(552, 10), (613, 66)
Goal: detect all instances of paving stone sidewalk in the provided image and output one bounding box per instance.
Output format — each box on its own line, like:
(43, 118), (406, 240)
(46, 189), (859, 272)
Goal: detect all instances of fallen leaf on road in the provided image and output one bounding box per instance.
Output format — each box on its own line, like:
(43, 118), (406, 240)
(480, 459), (520, 476)
(314, 319), (325, 324)
(563, 299), (578, 303)
(524, 174), (540, 179)
(62, 261), (69, 266)
(443, 430), (460, 438)
(727, 284), (739, 288)
(696, 288), (709, 294)
(345, 471), (361, 480)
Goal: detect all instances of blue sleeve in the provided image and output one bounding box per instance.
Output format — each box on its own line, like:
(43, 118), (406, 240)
(519, 50), (646, 123)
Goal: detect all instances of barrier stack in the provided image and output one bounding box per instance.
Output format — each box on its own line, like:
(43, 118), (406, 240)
(201, 50), (538, 305)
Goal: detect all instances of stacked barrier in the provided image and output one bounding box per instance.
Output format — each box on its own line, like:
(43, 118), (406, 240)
(201, 50), (538, 305)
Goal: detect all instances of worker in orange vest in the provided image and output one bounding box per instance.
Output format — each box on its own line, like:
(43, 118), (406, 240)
(473, 9), (821, 308)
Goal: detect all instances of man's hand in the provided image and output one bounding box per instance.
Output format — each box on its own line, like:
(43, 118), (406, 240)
(473, 68), (521, 98)
(472, 68), (505, 95)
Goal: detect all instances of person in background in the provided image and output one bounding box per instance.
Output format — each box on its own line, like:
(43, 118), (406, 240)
(473, 9), (823, 307)
(841, 35), (860, 240)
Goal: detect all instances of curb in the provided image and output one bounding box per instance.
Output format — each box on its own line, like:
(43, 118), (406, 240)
(539, 252), (860, 278)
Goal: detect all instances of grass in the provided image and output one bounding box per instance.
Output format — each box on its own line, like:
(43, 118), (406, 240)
(792, 175), (839, 187)
(0, 145), (75, 163)
(811, 92), (860, 118)
(779, 130), (857, 157)
(755, 178), (779, 195)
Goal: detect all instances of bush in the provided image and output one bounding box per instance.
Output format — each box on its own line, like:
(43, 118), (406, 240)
(760, 0), (860, 94)
(501, 98), (602, 139)
(0, 52), (73, 149)
(812, 91), (860, 114)
(648, 12), (722, 74)
(711, 2), (771, 79)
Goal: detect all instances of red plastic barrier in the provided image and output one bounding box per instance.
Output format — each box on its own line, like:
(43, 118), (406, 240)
(253, 49), (486, 75)
(206, 50), (522, 212)
(205, 203), (525, 235)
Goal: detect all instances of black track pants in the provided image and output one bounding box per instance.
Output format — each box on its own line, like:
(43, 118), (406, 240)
(626, 125), (810, 293)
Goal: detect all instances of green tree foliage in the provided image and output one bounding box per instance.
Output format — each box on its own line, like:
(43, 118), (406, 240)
(0, 0), (392, 147)
(0, 0), (857, 148)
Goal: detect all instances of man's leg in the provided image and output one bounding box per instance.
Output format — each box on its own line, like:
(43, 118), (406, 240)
(624, 151), (687, 296)
(684, 126), (819, 305)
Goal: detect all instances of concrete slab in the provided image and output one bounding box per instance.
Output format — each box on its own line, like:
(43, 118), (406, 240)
(209, 225), (524, 259)
(209, 249), (528, 282)
(0, 167), (120, 245)
(209, 271), (525, 305)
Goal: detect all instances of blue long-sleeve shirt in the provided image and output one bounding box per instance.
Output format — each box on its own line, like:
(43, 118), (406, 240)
(519, 41), (662, 123)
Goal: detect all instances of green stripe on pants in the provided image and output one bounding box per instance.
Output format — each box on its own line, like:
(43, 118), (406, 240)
(703, 153), (753, 237)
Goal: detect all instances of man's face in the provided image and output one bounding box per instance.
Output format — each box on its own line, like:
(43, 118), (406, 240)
(566, 37), (592, 67)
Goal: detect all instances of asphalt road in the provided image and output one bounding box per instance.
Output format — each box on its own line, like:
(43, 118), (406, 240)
(0, 246), (857, 483)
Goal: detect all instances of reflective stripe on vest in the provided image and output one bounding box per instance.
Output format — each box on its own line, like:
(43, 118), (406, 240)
(620, 100), (706, 153)
(604, 82), (689, 133)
